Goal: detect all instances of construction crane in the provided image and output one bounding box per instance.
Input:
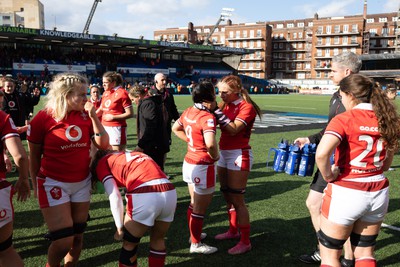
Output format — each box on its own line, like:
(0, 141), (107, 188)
(83, 0), (102, 34)
(203, 8), (234, 45)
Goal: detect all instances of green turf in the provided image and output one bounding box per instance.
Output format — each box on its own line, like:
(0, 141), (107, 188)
(10, 94), (400, 266)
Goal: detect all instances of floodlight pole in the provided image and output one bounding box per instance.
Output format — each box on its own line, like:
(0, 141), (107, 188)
(203, 7), (234, 45)
(83, 0), (102, 34)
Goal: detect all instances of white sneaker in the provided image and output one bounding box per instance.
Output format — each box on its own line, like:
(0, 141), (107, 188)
(190, 242), (218, 254)
(188, 232), (207, 243)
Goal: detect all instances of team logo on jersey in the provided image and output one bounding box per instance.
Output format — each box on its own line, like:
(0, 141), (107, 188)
(0, 209), (6, 219)
(80, 112), (88, 120)
(207, 119), (215, 127)
(194, 177), (200, 184)
(8, 101), (16, 108)
(104, 99), (112, 108)
(50, 186), (62, 200)
(65, 125), (83, 142)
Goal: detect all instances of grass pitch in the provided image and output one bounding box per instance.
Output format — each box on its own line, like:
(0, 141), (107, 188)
(10, 94), (400, 266)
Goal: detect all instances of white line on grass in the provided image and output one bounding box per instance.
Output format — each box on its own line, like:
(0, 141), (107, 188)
(381, 223), (400, 231)
(266, 105), (317, 110)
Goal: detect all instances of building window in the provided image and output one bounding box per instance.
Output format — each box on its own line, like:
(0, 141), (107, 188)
(278, 63), (282, 68)
(204, 28), (210, 33)
(351, 36), (357, 44)
(250, 40), (254, 48)
(279, 43), (283, 49)
(379, 17), (387, 22)
(350, 47), (356, 53)
(351, 24), (358, 32)
(393, 16), (398, 22)
(229, 31), (234, 38)
(381, 39), (388, 47)
(273, 43), (278, 49)
(317, 49), (322, 56)
(326, 25), (331, 34)
(316, 72), (321, 78)
(243, 30), (247, 37)
(250, 30), (254, 37)
(249, 62), (254, 69)
(297, 22), (304, 27)
(308, 22), (313, 27)
(317, 37), (322, 45)
(298, 32), (303, 38)
(256, 62), (261, 68)
(277, 23), (284, 28)
(325, 48), (330, 57)
(196, 29), (202, 33)
(326, 37), (331, 45)
(367, 18), (374, 23)
(382, 28), (389, 36)
(343, 24), (349, 33)
(333, 48), (339, 55)
(257, 30), (262, 37)
(243, 41), (247, 47)
(305, 63), (311, 69)
(334, 25), (340, 33)
(279, 33), (283, 39)
(298, 43), (303, 48)
(229, 41), (233, 47)
(297, 53), (302, 59)
(287, 23), (294, 28)
(257, 40), (261, 47)
(342, 36), (348, 44)
(236, 42), (240, 48)
(3, 16), (11, 20)
(242, 62), (247, 68)
(292, 52), (296, 59)
(334, 36), (339, 44)
(236, 31), (240, 38)
(317, 26), (323, 34)
(293, 32), (297, 39)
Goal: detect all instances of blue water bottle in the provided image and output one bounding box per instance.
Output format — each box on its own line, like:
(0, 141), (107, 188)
(298, 144), (310, 177)
(267, 139), (289, 172)
(306, 144), (317, 176)
(298, 144), (316, 176)
(285, 143), (301, 175)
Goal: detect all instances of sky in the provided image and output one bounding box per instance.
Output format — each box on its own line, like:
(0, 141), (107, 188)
(39, 0), (399, 40)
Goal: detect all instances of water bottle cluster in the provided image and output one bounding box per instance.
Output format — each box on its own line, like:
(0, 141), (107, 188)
(267, 139), (316, 176)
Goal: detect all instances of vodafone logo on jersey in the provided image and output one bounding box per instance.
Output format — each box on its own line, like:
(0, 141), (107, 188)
(50, 186), (62, 200)
(8, 101), (16, 108)
(194, 177), (201, 184)
(104, 99), (111, 108)
(0, 209), (7, 219)
(65, 125), (83, 142)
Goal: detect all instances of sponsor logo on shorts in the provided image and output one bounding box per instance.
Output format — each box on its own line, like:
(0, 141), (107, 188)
(50, 186), (62, 200)
(0, 209), (6, 219)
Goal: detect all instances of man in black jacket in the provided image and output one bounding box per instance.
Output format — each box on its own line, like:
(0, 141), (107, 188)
(2, 77), (40, 140)
(129, 85), (169, 170)
(151, 73), (180, 170)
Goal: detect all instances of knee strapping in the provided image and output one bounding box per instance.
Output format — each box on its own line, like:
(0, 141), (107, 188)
(119, 246), (138, 266)
(317, 230), (346, 250)
(220, 186), (246, 194)
(350, 232), (378, 247)
(0, 234), (12, 251)
(44, 227), (74, 241)
(73, 222), (87, 234)
(123, 228), (141, 243)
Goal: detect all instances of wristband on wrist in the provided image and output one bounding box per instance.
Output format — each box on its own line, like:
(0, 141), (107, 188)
(94, 131), (106, 137)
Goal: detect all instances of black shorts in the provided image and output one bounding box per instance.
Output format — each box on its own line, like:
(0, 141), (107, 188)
(309, 169), (328, 193)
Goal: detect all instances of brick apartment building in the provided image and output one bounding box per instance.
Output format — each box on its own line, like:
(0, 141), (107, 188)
(154, 2), (399, 80)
